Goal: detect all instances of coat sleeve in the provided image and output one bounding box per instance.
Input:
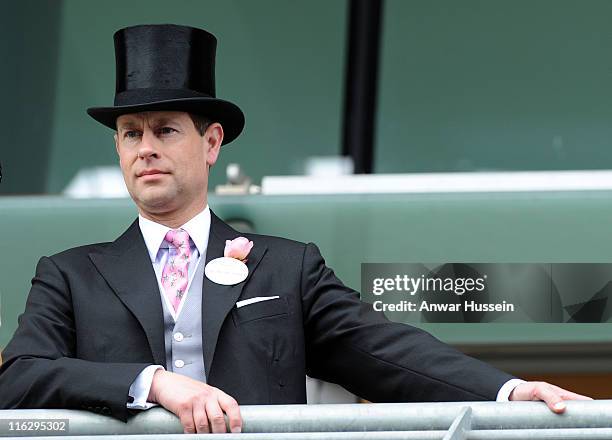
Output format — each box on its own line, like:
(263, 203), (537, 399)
(0, 256), (149, 422)
(300, 242), (514, 402)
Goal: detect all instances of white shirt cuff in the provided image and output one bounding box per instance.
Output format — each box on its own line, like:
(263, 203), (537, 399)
(127, 365), (165, 409)
(496, 378), (526, 402)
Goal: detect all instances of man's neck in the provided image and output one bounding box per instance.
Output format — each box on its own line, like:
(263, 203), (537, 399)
(139, 201), (207, 229)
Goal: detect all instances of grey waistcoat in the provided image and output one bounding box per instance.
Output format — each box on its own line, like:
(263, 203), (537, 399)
(161, 256), (206, 382)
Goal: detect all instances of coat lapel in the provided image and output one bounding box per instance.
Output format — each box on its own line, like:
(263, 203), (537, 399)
(89, 220), (166, 367)
(202, 212), (267, 375)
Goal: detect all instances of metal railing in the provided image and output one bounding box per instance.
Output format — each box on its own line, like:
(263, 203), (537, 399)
(2, 400), (612, 439)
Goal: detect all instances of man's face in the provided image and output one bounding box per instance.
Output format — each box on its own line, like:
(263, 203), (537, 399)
(115, 111), (222, 220)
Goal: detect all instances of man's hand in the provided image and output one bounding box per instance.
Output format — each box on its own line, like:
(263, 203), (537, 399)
(148, 370), (242, 434)
(509, 381), (592, 413)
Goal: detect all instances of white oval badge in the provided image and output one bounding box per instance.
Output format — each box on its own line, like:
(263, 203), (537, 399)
(205, 257), (248, 285)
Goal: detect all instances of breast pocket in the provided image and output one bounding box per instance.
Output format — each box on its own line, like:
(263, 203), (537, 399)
(232, 296), (288, 325)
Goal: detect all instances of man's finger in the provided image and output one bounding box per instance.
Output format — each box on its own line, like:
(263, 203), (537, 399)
(550, 385), (592, 401)
(178, 405), (196, 434)
(206, 397), (228, 433)
(219, 392), (242, 433)
(532, 384), (566, 413)
(193, 398), (211, 434)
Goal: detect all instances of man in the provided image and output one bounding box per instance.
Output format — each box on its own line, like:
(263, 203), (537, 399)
(0, 24), (589, 434)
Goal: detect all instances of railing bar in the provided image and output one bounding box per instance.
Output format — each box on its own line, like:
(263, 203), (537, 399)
(5, 428), (612, 440)
(2, 401), (612, 435)
(443, 407), (472, 440)
(470, 428), (612, 439)
(0, 432), (447, 440)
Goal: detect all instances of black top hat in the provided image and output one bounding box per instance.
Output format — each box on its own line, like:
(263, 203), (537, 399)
(87, 24), (244, 145)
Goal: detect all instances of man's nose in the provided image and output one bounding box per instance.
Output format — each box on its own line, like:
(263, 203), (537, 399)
(137, 130), (160, 159)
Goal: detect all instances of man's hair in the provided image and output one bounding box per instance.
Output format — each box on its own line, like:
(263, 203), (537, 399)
(189, 113), (212, 136)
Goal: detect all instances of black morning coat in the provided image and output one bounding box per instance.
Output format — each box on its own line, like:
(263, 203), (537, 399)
(0, 212), (513, 421)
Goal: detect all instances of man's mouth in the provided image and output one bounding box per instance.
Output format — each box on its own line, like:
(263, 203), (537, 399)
(137, 169), (169, 177)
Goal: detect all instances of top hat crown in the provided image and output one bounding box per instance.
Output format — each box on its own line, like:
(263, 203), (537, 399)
(87, 24), (245, 145)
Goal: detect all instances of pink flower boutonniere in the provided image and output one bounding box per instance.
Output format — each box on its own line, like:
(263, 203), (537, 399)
(205, 237), (252, 285)
(224, 237), (253, 263)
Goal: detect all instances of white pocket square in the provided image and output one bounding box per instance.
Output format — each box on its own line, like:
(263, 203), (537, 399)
(236, 296), (280, 308)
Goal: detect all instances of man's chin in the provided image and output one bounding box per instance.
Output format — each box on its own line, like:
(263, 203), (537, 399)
(135, 192), (179, 213)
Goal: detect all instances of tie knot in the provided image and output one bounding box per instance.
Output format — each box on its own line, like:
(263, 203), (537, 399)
(165, 229), (191, 251)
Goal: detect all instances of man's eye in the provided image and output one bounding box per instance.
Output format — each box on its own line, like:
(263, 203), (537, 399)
(158, 127), (177, 135)
(124, 130), (140, 139)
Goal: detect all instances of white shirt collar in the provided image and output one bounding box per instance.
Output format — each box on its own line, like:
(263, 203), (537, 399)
(138, 206), (211, 262)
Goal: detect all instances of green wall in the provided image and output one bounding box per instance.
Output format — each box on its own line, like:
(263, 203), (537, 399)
(376, 0), (612, 172)
(3, 1), (612, 195)
(0, 0), (61, 194)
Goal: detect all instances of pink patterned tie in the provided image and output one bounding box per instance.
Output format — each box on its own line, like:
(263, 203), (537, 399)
(161, 229), (191, 312)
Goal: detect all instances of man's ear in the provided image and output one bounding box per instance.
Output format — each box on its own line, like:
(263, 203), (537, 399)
(205, 123), (224, 167)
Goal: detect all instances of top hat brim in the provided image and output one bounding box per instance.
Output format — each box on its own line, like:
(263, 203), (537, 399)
(87, 96), (245, 145)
